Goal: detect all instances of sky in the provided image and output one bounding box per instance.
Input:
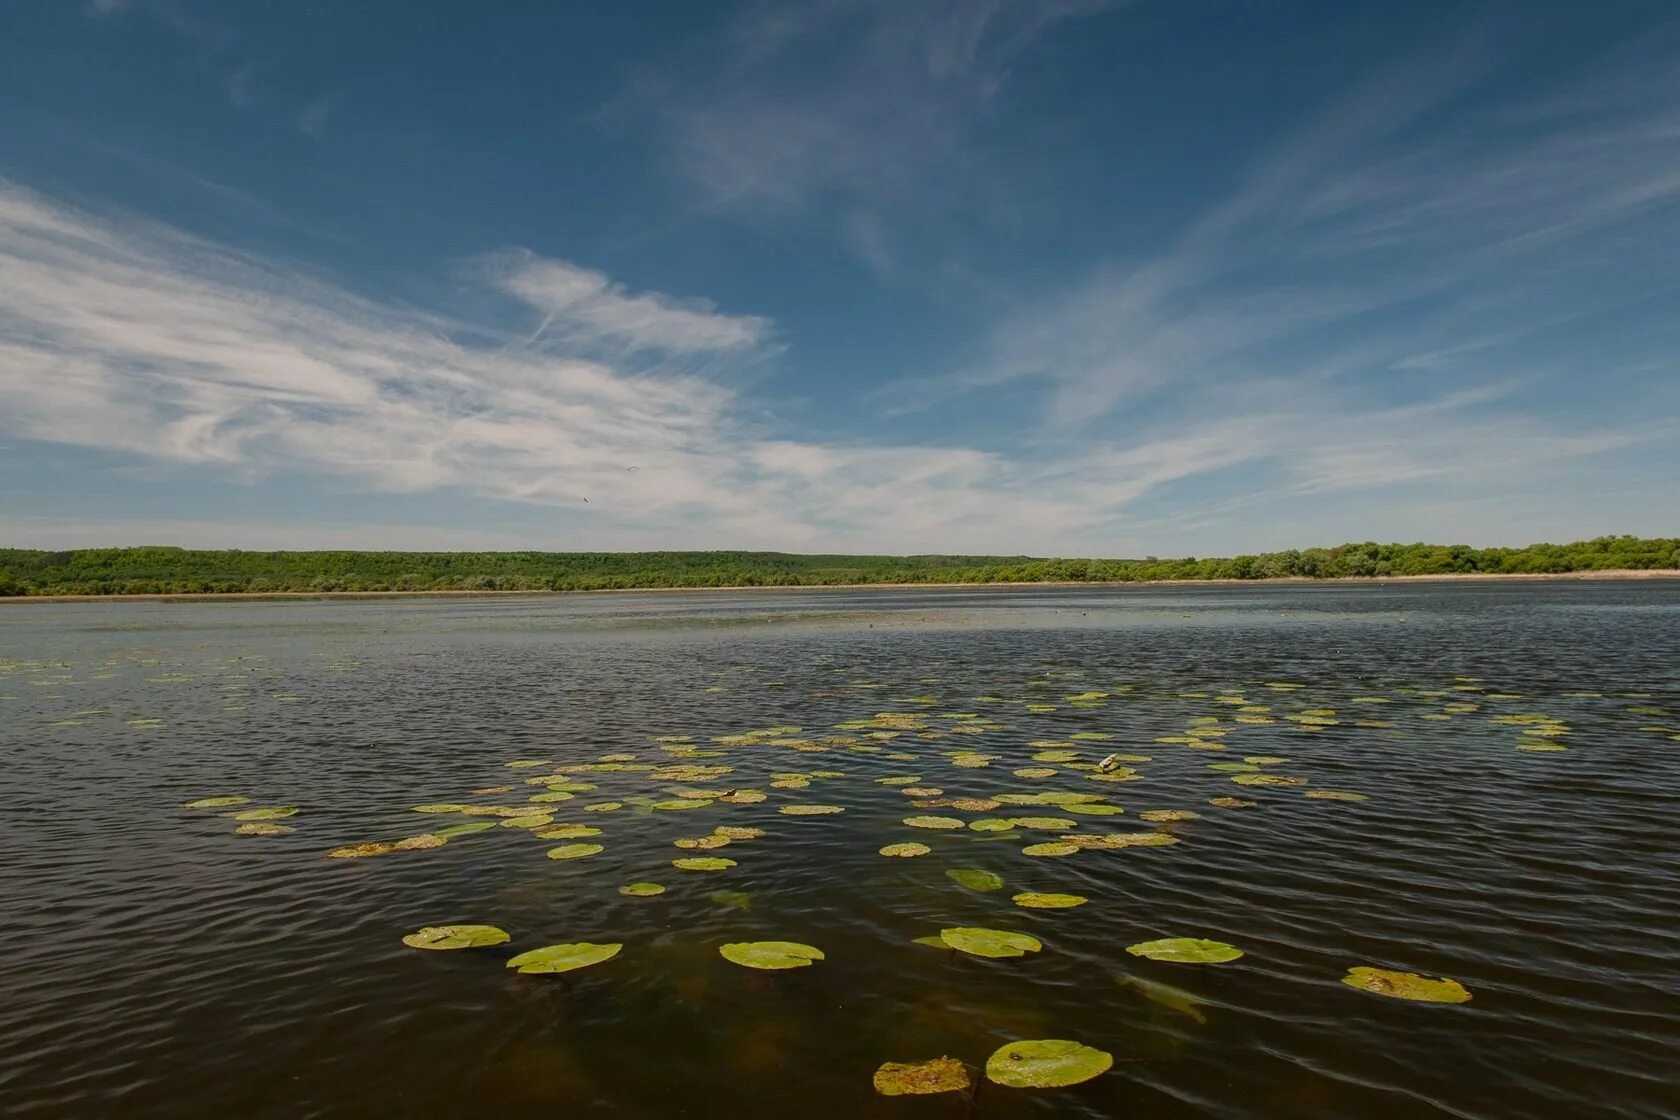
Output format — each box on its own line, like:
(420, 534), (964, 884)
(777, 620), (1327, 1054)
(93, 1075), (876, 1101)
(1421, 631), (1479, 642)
(1, 0), (1677, 557)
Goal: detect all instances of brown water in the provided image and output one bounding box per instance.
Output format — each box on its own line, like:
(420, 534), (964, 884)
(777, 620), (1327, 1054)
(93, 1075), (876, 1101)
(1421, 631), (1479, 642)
(1, 581), (1677, 1119)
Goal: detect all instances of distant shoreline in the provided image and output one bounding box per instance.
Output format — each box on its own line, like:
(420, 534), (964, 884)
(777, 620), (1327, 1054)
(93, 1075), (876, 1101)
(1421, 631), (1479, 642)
(3, 568), (1676, 604)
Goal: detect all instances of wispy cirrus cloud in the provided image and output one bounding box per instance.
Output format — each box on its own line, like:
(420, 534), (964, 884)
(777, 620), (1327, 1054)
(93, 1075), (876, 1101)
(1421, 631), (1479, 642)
(0, 181), (1659, 554)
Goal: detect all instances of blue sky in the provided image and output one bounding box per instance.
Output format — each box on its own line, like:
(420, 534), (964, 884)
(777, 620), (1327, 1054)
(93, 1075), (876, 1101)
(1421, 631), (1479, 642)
(1, 0), (1676, 556)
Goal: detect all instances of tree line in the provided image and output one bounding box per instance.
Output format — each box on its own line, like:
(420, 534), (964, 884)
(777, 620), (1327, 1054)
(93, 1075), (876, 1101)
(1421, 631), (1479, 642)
(0, 536), (1674, 597)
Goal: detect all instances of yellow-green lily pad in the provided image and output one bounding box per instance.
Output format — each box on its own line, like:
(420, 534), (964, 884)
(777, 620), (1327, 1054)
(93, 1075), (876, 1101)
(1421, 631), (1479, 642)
(1342, 966), (1471, 1003)
(904, 815), (964, 829)
(946, 868), (1004, 891)
(779, 804), (844, 816)
(984, 1039), (1112, 1087)
(183, 796), (248, 809)
(940, 927), (1042, 958)
(402, 924), (510, 950)
(546, 843), (604, 860)
(229, 806), (298, 821)
(718, 941), (825, 969)
(1126, 937), (1242, 963)
(435, 821), (496, 838)
(506, 941), (622, 974)
(873, 1056), (971, 1096)
(1022, 842), (1079, 857)
(674, 857), (737, 871)
(880, 842), (931, 857)
(619, 882), (666, 897)
(1012, 892), (1087, 908)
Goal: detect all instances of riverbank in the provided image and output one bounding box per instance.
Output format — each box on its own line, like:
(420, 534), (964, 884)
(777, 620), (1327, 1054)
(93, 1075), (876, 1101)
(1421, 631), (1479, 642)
(3, 568), (1677, 603)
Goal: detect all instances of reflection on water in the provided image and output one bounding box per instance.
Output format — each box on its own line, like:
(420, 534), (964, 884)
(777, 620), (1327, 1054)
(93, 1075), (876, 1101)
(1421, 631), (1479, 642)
(2, 581), (1678, 1119)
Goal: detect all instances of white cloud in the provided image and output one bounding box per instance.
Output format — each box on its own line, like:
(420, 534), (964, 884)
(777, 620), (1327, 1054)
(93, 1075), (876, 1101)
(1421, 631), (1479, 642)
(0, 184), (1656, 555)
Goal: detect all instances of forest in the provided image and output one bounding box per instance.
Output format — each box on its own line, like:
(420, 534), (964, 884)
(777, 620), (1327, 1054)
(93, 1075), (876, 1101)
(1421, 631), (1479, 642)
(1, 536), (1675, 596)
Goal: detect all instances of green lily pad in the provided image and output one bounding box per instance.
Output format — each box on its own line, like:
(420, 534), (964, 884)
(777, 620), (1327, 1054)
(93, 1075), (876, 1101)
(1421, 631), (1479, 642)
(1342, 966), (1471, 1003)
(779, 804), (845, 816)
(229, 806), (299, 821)
(946, 868), (1004, 892)
(904, 815), (964, 829)
(584, 801), (623, 812)
(411, 803), (471, 814)
(984, 1039), (1112, 1088)
(536, 824), (603, 839)
(506, 941), (622, 974)
(234, 822), (292, 836)
(1012, 892), (1087, 908)
(940, 927), (1042, 958)
(718, 941), (825, 969)
(674, 857), (737, 871)
(501, 814), (553, 828)
(1060, 803), (1123, 816)
(434, 821), (496, 838)
(183, 796), (248, 809)
(327, 842), (392, 858)
(1006, 816), (1076, 830)
(1022, 842), (1079, 857)
(619, 882), (666, 897)
(1304, 790), (1368, 801)
(872, 1056), (971, 1096)
(402, 924), (510, 950)
(968, 818), (1016, 832)
(880, 842), (931, 857)
(393, 833), (446, 850)
(546, 843), (604, 860)
(651, 799), (710, 810)
(1126, 937), (1243, 963)
(1138, 809), (1198, 822)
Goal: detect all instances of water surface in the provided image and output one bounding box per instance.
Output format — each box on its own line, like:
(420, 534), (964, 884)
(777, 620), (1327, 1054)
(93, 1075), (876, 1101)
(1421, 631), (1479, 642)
(2, 582), (1677, 1119)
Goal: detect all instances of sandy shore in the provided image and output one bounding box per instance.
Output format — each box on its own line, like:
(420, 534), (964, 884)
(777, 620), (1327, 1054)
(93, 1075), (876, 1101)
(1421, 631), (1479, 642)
(3, 568), (1676, 604)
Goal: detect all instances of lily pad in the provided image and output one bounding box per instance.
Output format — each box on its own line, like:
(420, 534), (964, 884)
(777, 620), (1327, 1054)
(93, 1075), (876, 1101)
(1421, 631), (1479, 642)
(1342, 966), (1471, 1003)
(1022, 842), (1079, 857)
(1208, 797), (1257, 809)
(229, 806), (298, 821)
(183, 796), (248, 809)
(1060, 803), (1123, 816)
(1006, 816), (1076, 830)
(1138, 809), (1199, 822)
(506, 941), (622, 974)
(940, 927), (1042, 958)
(327, 842), (392, 859)
(779, 804), (844, 816)
(234, 822), (292, 836)
(946, 868), (1004, 892)
(904, 815), (964, 829)
(1126, 937), (1243, 963)
(1012, 892), (1087, 908)
(535, 825), (602, 840)
(619, 882), (666, 897)
(546, 843), (604, 860)
(708, 890), (751, 911)
(652, 799), (710, 810)
(872, 1055), (972, 1098)
(984, 1039), (1112, 1088)
(674, 857), (737, 871)
(950, 797), (1002, 811)
(412, 803), (471, 814)
(393, 833), (446, 850)
(402, 924), (510, 950)
(718, 941), (825, 969)
(1304, 790), (1368, 802)
(880, 842), (932, 857)
(434, 821), (496, 838)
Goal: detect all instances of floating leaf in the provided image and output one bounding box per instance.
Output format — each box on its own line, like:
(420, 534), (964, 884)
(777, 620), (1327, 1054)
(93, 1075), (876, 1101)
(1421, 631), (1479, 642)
(501, 814), (554, 828)
(1126, 937), (1243, 963)
(1138, 809), (1199, 822)
(940, 927), (1042, 958)
(1006, 817), (1076, 830)
(873, 1057), (971, 1096)
(619, 882), (665, 897)
(946, 868), (1004, 892)
(402, 924), (510, 950)
(1022, 842), (1079, 857)
(950, 797), (1002, 811)
(1013, 767), (1057, 779)
(412, 803), (471, 814)
(584, 801), (623, 812)
(184, 796), (248, 809)
(393, 833), (446, 850)
(904, 815), (964, 829)
(1119, 974), (1207, 1024)
(327, 842), (392, 859)
(674, 834), (732, 850)
(546, 843), (604, 860)
(714, 825), (765, 840)
(229, 806), (298, 821)
(1304, 790), (1368, 802)
(652, 799), (711, 810)
(1061, 803), (1123, 816)
(234, 822), (292, 836)
(1341, 966), (1471, 1003)
(1232, 773), (1307, 787)
(984, 1039), (1112, 1088)
(674, 857), (737, 871)
(880, 842), (931, 857)
(718, 941), (825, 969)
(506, 941), (622, 974)
(535, 825), (602, 839)
(901, 787), (944, 797)
(968, 818), (1016, 832)
(779, 804), (844, 816)
(1208, 797), (1256, 809)
(708, 890), (751, 911)
(878, 776), (921, 786)
(1012, 892), (1087, 908)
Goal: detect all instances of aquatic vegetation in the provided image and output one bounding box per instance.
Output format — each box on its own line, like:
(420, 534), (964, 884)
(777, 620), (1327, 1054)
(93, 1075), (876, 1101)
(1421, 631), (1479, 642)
(673, 857), (737, 871)
(229, 806), (299, 821)
(1126, 937), (1243, 963)
(234, 822), (292, 836)
(946, 868), (1005, 891)
(1118, 974), (1207, 1023)
(393, 834), (446, 850)
(903, 815), (964, 829)
(183, 796), (248, 809)
(619, 882), (665, 896)
(546, 843), (604, 860)
(708, 890), (751, 911)
(402, 924), (510, 950)
(327, 842), (393, 858)
(1021, 842), (1080, 857)
(1138, 809), (1199, 822)
(984, 1039), (1112, 1088)
(1342, 967), (1471, 1002)
(872, 1056), (971, 1096)
(434, 821), (495, 838)
(1304, 790), (1368, 802)
(535, 825), (602, 839)
(506, 942), (622, 974)
(940, 927), (1042, 958)
(718, 941), (825, 969)
(1012, 892), (1087, 908)
(1208, 796), (1257, 809)
(778, 804), (845, 816)
(1006, 816), (1076, 830)
(879, 842), (931, 857)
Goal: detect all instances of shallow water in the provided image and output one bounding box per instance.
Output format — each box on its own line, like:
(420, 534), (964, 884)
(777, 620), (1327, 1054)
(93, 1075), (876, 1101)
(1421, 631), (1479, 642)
(2, 581), (1678, 1119)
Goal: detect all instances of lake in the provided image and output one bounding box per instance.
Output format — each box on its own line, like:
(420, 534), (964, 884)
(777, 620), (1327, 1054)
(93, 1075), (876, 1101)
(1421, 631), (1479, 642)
(2, 581), (1677, 1119)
